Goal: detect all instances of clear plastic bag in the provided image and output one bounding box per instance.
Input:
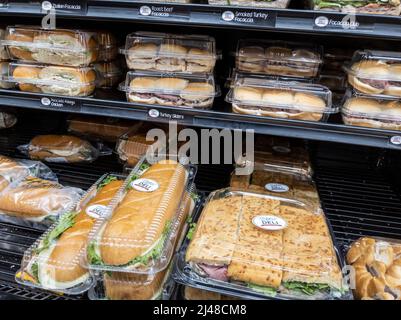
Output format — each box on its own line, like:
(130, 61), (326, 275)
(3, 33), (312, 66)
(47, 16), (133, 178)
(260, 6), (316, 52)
(18, 135), (110, 164)
(0, 112), (17, 129)
(15, 174), (125, 294)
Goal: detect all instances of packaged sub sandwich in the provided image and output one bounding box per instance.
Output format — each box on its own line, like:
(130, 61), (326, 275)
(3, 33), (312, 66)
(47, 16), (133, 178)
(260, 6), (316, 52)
(177, 189), (347, 300)
(16, 174), (124, 294)
(86, 158), (193, 274)
(0, 155), (56, 193)
(19, 135), (102, 163)
(88, 187), (198, 300)
(208, 0), (290, 8)
(310, 0), (401, 15)
(0, 176), (82, 227)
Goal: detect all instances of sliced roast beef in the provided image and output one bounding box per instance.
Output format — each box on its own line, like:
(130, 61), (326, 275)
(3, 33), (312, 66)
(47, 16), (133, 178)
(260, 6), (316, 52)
(198, 264), (229, 282)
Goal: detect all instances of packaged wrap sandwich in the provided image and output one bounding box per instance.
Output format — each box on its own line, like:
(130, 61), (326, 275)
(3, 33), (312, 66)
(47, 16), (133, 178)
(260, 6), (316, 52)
(16, 174), (124, 294)
(0, 62), (15, 89)
(67, 116), (135, 142)
(0, 155), (57, 193)
(88, 187), (198, 300)
(345, 50), (401, 99)
(1, 26), (99, 67)
(94, 61), (123, 89)
(116, 122), (169, 166)
(121, 71), (217, 109)
(0, 27), (10, 61)
(227, 74), (336, 122)
(123, 32), (217, 74)
(208, 0), (290, 8)
(1, 62), (96, 97)
(0, 176), (82, 228)
(0, 112), (17, 129)
(175, 189), (349, 300)
(310, 0), (401, 15)
(236, 40), (323, 78)
(345, 237), (401, 300)
(86, 157), (195, 274)
(19, 135), (104, 164)
(342, 95), (401, 131)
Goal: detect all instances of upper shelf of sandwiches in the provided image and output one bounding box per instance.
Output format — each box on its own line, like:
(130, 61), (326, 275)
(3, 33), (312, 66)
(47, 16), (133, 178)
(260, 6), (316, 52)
(1, 1), (401, 39)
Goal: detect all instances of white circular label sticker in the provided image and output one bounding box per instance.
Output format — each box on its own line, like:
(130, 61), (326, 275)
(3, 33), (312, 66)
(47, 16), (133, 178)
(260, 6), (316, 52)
(140, 5), (152, 16)
(148, 109), (160, 118)
(42, 1), (53, 11)
(86, 204), (107, 219)
(222, 11), (235, 22)
(131, 178), (159, 192)
(265, 183), (289, 193)
(390, 136), (401, 145)
(41, 97), (51, 106)
(315, 16), (329, 28)
(252, 215), (287, 231)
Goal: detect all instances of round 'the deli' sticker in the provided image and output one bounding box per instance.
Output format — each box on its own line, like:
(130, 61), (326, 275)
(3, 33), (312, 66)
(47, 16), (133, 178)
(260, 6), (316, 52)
(265, 183), (289, 193)
(252, 215), (287, 231)
(86, 205), (107, 219)
(131, 178), (159, 192)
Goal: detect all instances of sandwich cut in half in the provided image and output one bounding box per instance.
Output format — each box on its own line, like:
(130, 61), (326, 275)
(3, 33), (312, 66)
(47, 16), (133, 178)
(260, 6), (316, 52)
(16, 174), (124, 294)
(87, 158), (191, 274)
(185, 189), (345, 300)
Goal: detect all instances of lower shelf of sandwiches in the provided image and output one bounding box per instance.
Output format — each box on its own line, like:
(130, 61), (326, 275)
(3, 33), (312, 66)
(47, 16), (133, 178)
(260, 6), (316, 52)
(0, 119), (401, 300)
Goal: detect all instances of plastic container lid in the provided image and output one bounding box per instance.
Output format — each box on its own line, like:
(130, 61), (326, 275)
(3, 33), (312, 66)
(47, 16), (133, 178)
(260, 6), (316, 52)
(345, 236), (401, 300)
(1, 62), (97, 97)
(0, 28), (10, 61)
(94, 61), (123, 89)
(122, 31), (217, 74)
(120, 71), (218, 109)
(345, 50), (401, 99)
(177, 188), (348, 300)
(226, 74), (335, 121)
(85, 156), (196, 275)
(15, 174), (125, 294)
(236, 40), (323, 78)
(342, 95), (401, 131)
(208, 0), (290, 8)
(1, 25), (99, 67)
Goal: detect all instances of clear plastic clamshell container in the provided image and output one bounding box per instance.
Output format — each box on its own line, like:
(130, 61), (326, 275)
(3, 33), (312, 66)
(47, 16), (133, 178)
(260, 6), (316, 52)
(318, 73), (346, 92)
(344, 237), (401, 300)
(342, 95), (401, 131)
(94, 61), (123, 89)
(88, 186), (199, 300)
(227, 74), (335, 122)
(85, 155), (196, 275)
(208, 0), (290, 8)
(310, 0), (401, 15)
(0, 28), (10, 61)
(174, 188), (350, 300)
(236, 40), (323, 78)
(15, 174), (126, 295)
(122, 32), (217, 74)
(1, 26), (99, 67)
(0, 62), (15, 89)
(183, 286), (240, 300)
(1, 62), (97, 97)
(345, 50), (401, 99)
(96, 31), (119, 62)
(121, 71), (217, 109)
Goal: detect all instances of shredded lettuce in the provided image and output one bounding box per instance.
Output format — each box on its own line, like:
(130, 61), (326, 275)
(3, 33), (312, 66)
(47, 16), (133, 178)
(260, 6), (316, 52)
(31, 262), (39, 282)
(190, 192), (199, 202)
(97, 175), (118, 191)
(87, 242), (103, 266)
(248, 283), (277, 297)
(36, 211), (77, 254)
(186, 223), (197, 240)
(283, 281), (331, 296)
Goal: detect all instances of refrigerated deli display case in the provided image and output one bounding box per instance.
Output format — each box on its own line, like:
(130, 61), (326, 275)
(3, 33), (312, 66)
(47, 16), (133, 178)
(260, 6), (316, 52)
(0, 0), (401, 301)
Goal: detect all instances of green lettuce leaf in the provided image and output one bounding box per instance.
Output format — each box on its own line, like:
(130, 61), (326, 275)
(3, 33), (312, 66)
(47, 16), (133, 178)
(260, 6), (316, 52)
(31, 262), (39, 282)
(36, 211), (77, 254)
(186, 223), (197, 241)
(248, 283), (277, 297)
(283, 281), (331, 296)
(97, 175), (118, 191)
(87, 242), (103, 266)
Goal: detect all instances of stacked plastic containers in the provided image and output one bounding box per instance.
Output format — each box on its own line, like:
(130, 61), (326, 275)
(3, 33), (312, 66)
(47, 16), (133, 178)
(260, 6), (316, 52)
(0, 27), (13, 89)
(120, 32), (219, 110)
(0, 26), (121, 96)
(16, 158), (198, 299)
(228, 39), (338, 122)
(342, 50), (401, 131)
(173, 138), (351, 300)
